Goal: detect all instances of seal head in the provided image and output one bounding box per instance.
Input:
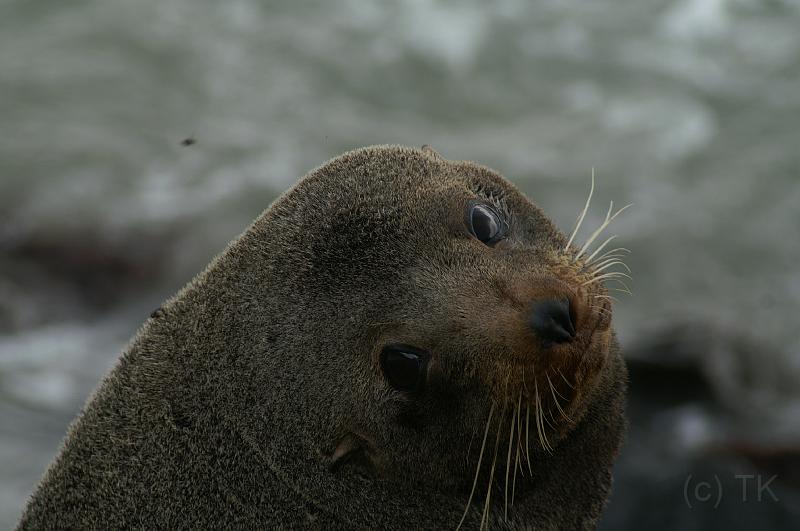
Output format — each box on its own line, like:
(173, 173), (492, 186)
(19, 146), (626, 530)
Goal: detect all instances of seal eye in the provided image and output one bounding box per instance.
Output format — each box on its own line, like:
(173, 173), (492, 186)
(468, 203), (506, 245)
(380, 345), (429, 393)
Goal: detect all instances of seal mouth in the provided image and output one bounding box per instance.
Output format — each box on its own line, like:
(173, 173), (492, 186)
(471, 274), (615, 451)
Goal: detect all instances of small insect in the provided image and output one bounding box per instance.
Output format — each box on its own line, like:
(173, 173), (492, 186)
(180, 137), (196, 146)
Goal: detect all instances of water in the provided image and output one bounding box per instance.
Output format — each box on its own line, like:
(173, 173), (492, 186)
(2, 0), (800, 527)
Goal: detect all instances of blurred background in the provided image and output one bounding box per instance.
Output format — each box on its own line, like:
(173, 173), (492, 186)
(1, 0), (799, 528)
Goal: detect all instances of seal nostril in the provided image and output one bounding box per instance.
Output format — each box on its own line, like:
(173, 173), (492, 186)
(530, 297), (576, 345)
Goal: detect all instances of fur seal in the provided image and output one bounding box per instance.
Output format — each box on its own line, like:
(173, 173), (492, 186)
(18, 145), (628, 530)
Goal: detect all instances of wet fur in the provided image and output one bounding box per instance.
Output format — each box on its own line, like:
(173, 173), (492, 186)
(18, 146), (627, 530)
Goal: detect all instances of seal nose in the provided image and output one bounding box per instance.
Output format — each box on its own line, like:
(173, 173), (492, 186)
(530, 297), (576, 345)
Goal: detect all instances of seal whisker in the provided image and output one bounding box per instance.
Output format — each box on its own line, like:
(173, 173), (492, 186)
(591, 247), (631, 265)
(516, 396), (524, 472)
(517, 390), (524, 472)
(545, 407), (559, 430)
(512, 440), (521, 506)
(504, 404), (516, 521)
(456, 403), (495, 531)
(594, 294), (619, 303)
(547, 374), (571, 422)
(604, 278), (633, 294)
(480, 403), (506, 531)
(591, 252), (631, 268)
(557, 368), (575, 390)
(607, 286), (633, 296)
(588, 255), (631, 274)
(592, 248), (631, 260)
(593, 296), (614, 309)
(593, 304), (616, 318)
(582, 271), (632, 286)
(515, 393), (524, 476)
(578, 199), (618, 259)
(541, 395), (559, 431)
(565, 169), (595, 252)
(466, 424), (479, 462)
(520, 363), (533, 477)
(593, 253), (631, 268)
(596, 248), (631, 259)
(590, 260), (632, 276)
(525, 403), (533, 474)
(512, 394), (522, 507)
(533, 379), (553, 453)
(547, 373), (569, 403)
(583, 235), (618, 265)
(522, 366), (533, 474)
(575, 202), (633, 261)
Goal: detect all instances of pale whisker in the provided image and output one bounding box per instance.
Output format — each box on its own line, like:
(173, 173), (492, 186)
(525, 403), (532, 475)
(547, 374), (571, 422)
(582, 271), (632, 286)
(591, 247), (631, 266)
(522, 366), (533, 475)
(607, 286), (633, 296)
(479, 403), (506, 531)
(575, 202), (633, 261)
(533, 379), (553, 453)
(590, 260), (632, 276)
(565, 169), (595, 252)
(583, 235), (618, 265)
(456, 403), (495, 531)
(557, 368), (574, 390)
(512, 393), (522, 508)
(503, 407), (516, 521)
(594, 294), (619, 303)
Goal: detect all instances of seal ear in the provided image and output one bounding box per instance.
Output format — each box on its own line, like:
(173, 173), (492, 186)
(421, 144), (443, 159)
(329, 433), (380, 478)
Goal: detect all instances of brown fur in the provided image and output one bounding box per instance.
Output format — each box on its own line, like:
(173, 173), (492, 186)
(18, 146), (627, 530)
